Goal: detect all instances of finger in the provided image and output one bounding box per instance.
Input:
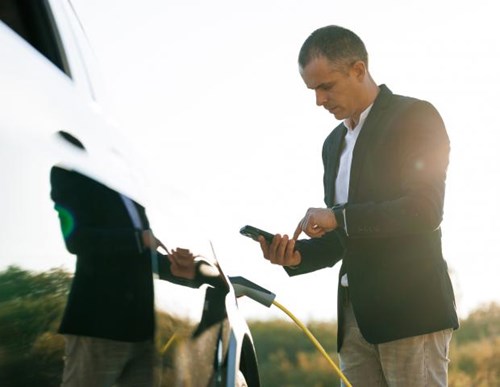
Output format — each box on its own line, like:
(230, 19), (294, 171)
(267, 234), (282, 264)
(166, 252), (176, 265)
(284, 239), (296, 265)
(293, 220), (303, 240)
(175, 251), (193, 260)
(257, 235), (270, 260)
(288, 241), (303, 267)
(292, 249), (302, 265)
(157, 240), (170, 255)
(171, 251), (193, 265)
(275, 235), (289, 265)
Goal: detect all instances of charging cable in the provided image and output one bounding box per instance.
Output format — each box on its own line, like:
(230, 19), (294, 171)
(160, 332), (178, 355)
(230, 276), (352, 387)
(271, 299), (352, 387)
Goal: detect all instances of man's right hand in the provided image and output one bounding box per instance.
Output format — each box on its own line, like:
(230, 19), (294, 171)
(168, 248), (196, 280)
(293, 207), (337, 239)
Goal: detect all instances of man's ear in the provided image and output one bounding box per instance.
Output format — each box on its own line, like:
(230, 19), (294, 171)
(351, 60), (367, 80)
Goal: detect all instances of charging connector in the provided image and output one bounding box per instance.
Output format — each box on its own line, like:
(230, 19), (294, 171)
(229, 276), (352, 387)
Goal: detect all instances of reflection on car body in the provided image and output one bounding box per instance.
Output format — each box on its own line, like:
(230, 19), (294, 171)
(0, 1), (259, 386)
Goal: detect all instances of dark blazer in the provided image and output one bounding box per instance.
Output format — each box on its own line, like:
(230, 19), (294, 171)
(50, 166), (195, 342)
(288, 85), (459, 350)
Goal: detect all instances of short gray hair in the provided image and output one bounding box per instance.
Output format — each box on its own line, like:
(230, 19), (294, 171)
(298, 25), (368, 71)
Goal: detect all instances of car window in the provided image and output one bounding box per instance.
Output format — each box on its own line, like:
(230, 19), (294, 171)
(0, 0), (70, 76)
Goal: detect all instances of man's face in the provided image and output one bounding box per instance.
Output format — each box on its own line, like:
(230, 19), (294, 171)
(300, 55), (364, 122)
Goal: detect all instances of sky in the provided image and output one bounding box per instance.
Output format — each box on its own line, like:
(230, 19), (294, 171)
(69, 0), (500, 323)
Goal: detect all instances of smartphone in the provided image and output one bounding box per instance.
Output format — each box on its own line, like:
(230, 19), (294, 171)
(239, 225), (275, 244)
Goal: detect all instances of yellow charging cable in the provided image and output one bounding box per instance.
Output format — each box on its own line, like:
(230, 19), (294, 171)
(159, 304), (352, 386)
(272, 299), (352, 387)
(160, 332), (178, 355)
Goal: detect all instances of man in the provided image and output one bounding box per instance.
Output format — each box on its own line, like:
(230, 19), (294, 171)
(51, 131), (201, 386)
(258, 26), (459, 386)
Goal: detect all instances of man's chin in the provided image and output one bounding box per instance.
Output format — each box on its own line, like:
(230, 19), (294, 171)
(331, 111), (344, 121)
(327, 108), (343, 120)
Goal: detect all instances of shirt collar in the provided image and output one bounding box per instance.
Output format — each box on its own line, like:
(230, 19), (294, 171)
(343, 103), (374, 132)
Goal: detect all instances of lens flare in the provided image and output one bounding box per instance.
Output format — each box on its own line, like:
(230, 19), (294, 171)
(55, 204), (75, 238)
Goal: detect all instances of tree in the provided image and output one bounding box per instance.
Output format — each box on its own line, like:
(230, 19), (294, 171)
(0, 266), (71, 387)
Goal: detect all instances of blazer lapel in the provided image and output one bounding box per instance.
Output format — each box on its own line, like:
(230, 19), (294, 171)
(324, 125), (347, 206)
(348, 85), (392, 200)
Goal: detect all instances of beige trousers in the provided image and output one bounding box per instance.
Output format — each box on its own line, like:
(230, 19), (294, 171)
(61, 335), (160, 387)
(339, 302), (453, 387)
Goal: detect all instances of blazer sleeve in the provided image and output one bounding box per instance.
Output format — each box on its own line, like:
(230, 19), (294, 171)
(284, 230), (345, 277)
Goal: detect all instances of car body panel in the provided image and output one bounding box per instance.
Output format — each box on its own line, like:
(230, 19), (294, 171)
(0, 1), (259, 385)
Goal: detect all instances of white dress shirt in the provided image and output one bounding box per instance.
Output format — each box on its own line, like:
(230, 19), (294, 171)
(337, 104), (373, 287)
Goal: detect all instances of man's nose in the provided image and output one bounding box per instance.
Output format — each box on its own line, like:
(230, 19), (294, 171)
(315, 90), (327, 106)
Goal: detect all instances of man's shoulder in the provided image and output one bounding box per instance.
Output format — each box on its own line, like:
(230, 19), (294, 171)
(380, 84), (435, 111)
(377, 86), (445, 133)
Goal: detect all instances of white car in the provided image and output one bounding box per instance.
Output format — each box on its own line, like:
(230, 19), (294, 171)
(0, 1), (260, 386)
